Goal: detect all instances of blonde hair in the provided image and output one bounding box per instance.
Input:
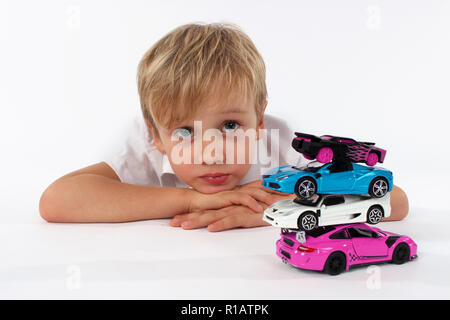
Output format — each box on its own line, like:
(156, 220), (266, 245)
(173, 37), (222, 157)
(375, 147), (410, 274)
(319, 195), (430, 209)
(137, 22), (267, 137)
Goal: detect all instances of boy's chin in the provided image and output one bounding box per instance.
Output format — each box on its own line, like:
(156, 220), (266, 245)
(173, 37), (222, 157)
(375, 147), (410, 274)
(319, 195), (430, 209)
(192, 181), (236, 194)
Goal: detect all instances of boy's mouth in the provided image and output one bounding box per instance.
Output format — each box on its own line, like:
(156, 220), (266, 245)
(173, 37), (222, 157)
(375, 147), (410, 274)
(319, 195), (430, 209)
(199, 172), (230, 185)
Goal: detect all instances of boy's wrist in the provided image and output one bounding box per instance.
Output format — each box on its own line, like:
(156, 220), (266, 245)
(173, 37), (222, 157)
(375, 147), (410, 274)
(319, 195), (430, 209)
(183, 188), (200, 213)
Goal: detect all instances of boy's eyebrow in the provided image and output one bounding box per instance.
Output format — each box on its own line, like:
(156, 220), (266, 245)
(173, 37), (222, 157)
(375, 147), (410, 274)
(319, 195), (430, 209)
(218, 107), (247, 114)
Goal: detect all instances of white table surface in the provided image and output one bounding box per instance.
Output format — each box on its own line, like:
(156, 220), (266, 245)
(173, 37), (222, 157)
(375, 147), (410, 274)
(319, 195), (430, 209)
(1, 203), (449, 300)
(2, 0), (450, 300)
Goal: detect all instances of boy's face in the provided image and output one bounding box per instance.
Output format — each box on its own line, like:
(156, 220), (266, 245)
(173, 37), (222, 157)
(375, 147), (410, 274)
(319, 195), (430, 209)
(147, 96), (266, 194)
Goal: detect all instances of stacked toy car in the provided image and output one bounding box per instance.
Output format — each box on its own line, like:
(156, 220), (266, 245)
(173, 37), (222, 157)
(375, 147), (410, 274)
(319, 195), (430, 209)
(262, 132), (417, 275)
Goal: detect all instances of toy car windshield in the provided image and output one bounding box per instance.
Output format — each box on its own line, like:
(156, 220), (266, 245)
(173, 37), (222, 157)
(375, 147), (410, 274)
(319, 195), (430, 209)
(294, 194), (322, 206)
(293, 161), (325, 173)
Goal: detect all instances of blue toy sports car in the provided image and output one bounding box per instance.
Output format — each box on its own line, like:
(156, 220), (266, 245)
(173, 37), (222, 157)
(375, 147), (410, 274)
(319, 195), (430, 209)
(262, 161), (393, 199)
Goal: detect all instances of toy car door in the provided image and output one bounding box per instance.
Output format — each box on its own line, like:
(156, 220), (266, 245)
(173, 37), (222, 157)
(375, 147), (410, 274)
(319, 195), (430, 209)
(318, 196), (348, 226)
(347, 227), (388, 258)
(318, 164), (355, 193)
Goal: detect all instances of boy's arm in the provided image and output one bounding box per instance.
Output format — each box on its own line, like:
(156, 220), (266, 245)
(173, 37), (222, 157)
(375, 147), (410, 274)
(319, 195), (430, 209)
(383, 185), (409, 221)
(39, 162), (268, 223)
(39, 162), (193, 223)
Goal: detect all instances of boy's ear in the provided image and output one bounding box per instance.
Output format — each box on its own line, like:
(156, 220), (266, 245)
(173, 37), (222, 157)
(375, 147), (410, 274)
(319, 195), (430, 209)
(256, 101), (268, 140)
(145, 120), (166, 154)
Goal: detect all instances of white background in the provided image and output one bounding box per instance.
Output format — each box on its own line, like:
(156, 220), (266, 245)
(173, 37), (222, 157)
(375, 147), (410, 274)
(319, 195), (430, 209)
(1, 0), (449, 299)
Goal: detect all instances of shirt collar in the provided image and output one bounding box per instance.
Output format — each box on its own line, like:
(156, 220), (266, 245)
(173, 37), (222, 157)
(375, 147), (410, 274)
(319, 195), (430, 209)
(159, 152), (192, 189)
(161, 152), (175, 175)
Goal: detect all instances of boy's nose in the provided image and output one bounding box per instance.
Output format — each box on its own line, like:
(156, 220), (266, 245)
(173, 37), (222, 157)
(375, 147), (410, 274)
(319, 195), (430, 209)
(193, 137), (225, 165)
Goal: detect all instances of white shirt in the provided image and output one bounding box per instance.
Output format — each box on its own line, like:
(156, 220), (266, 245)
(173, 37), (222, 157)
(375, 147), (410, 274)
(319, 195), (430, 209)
(104, 114), (307, 188)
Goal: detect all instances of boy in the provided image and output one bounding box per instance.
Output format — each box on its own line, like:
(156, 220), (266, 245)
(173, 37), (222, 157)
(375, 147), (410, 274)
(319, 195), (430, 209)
(39, 23), (409, 231)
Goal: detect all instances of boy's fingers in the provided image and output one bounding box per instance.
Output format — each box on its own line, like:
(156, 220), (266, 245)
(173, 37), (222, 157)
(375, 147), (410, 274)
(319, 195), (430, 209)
(230, 192), (263, 213)
(208, 213), (268, 232)
(237, 180), (263, 189)
(170, 215), (186, 227)
(180, 209), (234, 230)
(246, 188), (277, 206)
(251, 180), (292, 195)
(239, 180), (285, 194)
(170, 212), (203, 227)
(260, 187), (292, 196)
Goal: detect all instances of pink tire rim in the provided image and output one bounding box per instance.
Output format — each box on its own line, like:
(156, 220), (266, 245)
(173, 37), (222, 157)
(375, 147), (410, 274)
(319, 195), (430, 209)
(316, 147), (333, 163)
(366, 152), (379, 166)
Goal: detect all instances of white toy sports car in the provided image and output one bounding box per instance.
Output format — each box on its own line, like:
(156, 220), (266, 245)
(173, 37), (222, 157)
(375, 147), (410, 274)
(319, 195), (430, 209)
(263, 193), (391, 232)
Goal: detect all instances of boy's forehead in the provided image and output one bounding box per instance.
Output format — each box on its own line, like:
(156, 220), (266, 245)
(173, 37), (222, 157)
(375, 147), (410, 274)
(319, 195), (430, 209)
(204, 101), (252, 114)
(199, 92), (255, 113)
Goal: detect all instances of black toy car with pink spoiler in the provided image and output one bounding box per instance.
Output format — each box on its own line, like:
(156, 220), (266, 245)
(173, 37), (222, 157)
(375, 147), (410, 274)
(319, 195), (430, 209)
(291, 132), (386, 166)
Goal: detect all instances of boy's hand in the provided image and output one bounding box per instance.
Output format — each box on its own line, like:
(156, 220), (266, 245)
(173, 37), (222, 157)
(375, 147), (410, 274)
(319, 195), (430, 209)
(171, 204), (270, 231)
(234, 179), (294, 198)
(187, 186), (276, 214)
(173, 184), (295, 231)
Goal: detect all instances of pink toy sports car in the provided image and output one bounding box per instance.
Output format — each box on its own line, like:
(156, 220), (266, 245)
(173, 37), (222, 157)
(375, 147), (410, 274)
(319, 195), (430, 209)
(276, 223), (417, 275)
(292, 132), (386, 166)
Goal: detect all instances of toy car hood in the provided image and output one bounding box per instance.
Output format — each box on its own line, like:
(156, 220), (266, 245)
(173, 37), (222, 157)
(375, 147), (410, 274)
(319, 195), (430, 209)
(262, 165), (302, 179)
(265, 198), (313, 216)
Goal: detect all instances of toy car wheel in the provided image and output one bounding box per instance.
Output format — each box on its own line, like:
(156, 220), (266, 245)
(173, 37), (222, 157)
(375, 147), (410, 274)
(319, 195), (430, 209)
(366, 152), (379, 166)
(367, 205), (384, 224)
(369, 177), (389, 198)
(294, 177), (317, 199)
(297, 211), (317, 231)
(316, 147), (333, 163)
(392, 243), (410, 265)
(324, 252), (346, 275)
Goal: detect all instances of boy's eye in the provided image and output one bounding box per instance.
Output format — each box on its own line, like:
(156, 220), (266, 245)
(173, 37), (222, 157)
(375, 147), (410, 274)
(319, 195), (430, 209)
(173, 127), (193, 139)
(222, 121), (240, 133)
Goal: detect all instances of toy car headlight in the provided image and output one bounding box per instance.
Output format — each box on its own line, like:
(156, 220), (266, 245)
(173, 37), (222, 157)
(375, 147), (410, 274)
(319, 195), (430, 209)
(276, 174), (294, 181)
